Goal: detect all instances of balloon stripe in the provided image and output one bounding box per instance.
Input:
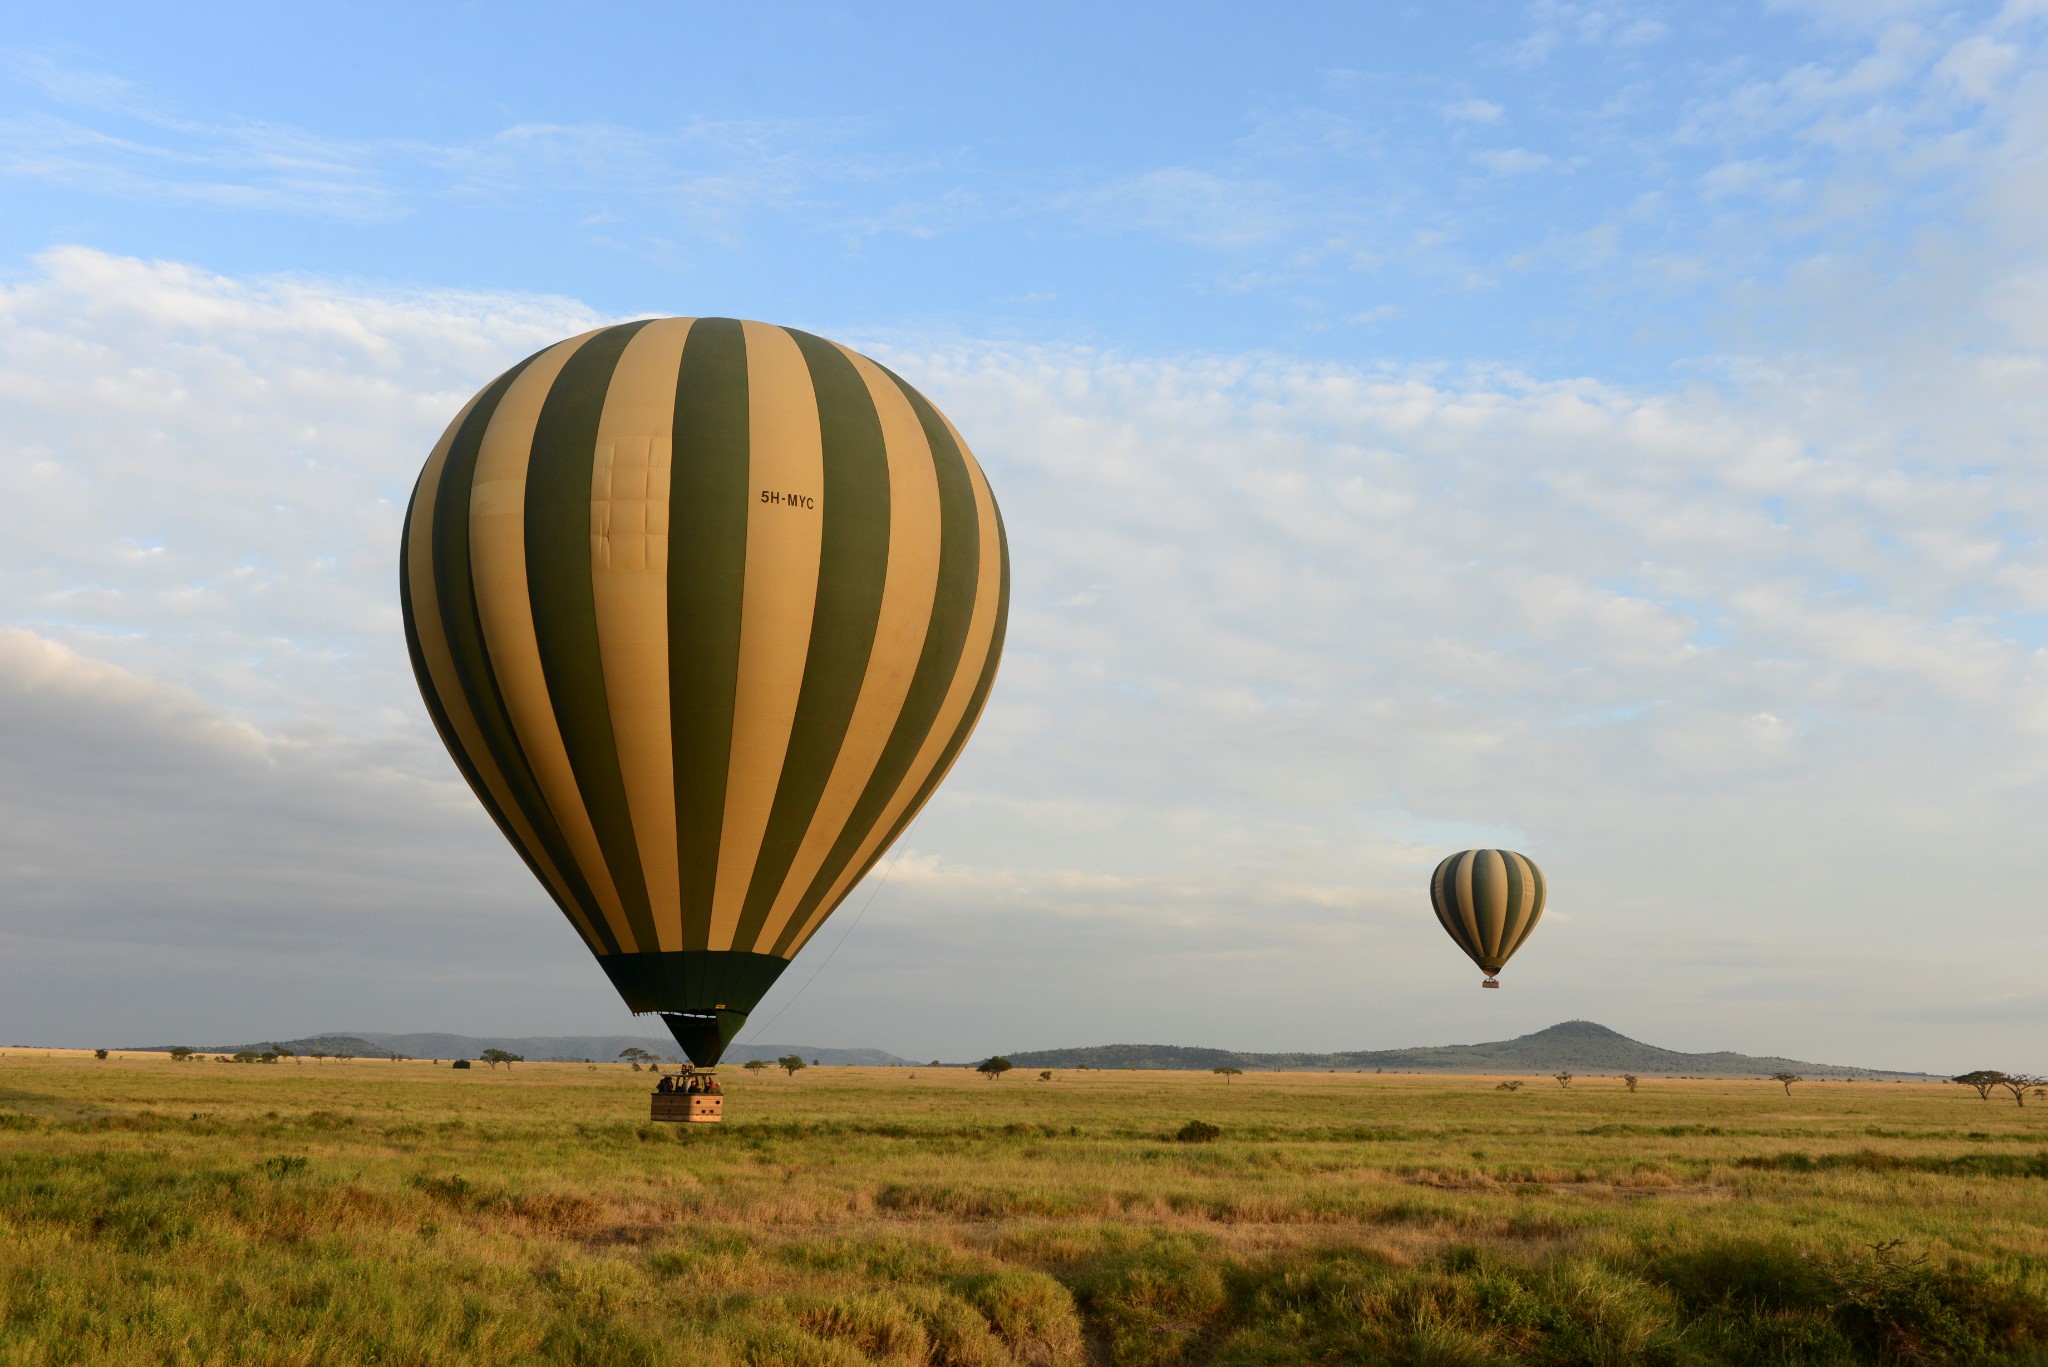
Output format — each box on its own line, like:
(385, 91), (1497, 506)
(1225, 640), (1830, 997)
(1480, 850), (1511, 965)
(1453, 851), (1484, 962)
(666, 318), (752, 952)
(1429, 855), (1464, 957)
(729, 330), (894, 953)
(780, 409), (1007, 957)
(1499, 851), (1526, 961)
(1509, 851), (1538, 956)
(403, 389), (604, 955)
(1521, 856), (1546, 950)
(424, 343), (621, 954)
(753, 344), (942, 950)
(789, 464), (1010, 959)
(589, 319), (693, 952)
(525, 321), (661, 954)
(768, 369), (984, 956)
(707, 322), (826, 951)
(470, 332), (637, 950)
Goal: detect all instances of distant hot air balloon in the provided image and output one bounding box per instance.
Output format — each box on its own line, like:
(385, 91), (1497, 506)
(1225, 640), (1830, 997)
(401, 318), (1009, 1066)
(1429, 849), (1545, 988)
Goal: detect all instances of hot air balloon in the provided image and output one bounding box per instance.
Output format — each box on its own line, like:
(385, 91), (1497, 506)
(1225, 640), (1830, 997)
(401, 318), (1009, 1071)
(1429, 849), (1545, 988)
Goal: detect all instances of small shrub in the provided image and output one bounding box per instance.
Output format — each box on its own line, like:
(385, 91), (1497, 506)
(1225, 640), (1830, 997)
(1175, 1120), (1221, 1143)
(451, 1059), (471, 1069)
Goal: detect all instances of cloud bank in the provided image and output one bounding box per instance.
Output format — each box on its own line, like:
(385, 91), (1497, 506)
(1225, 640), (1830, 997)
(0, 242), (2041, 1070)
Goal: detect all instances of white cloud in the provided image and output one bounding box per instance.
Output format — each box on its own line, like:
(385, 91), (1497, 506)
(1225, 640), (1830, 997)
(0, 237), (2044, 1068)
(1059, 168), (1297, 247)
(0, 245), (597, 731)
(1472, 147), (1556, 175)
(1935, 35), (2021, 101)
(1443, 99), (1506, 123)
(0, 55), (873, 233)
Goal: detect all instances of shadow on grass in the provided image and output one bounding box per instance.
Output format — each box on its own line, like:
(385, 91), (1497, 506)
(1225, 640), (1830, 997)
(0, 1084), (115, 1124)
(1056, 1235), (2048, 1366)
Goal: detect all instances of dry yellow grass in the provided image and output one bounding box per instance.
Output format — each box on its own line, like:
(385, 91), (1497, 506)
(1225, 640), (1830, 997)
(2, 1050), (2044, 1364)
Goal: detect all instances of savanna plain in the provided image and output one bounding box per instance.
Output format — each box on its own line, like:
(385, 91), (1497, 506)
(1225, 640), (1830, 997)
(2, 1051), (2045, 1366)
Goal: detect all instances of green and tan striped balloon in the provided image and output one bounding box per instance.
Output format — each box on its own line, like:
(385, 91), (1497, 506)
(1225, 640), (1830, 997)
(401, 318), (1009, 1064)
(1428, 849), (1546, 987)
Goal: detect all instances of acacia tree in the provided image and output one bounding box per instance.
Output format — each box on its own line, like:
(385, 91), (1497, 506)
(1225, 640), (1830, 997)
(1771, 1072), (1801, 1096)
(168, 1046), (195, 1062)
(1996, 1074), (2044, 1108)
(778, 1055), (807, 1077)
(1621, 1075), (1639, 1093)
(744, 1059), (769, 1072)
(479, 1048), (522, 1070)
(977, 1056), (1014, 1080)
(1214, 1066), (1243, 1085)
(1553, 1071), (1573, 1090)
(618, 1048), (656, 1066)
(1954, 1070), (2005, 1101)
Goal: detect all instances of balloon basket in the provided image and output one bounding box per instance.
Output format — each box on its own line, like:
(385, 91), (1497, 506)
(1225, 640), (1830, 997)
(1481, 977), (1500, 989)
(650, 1070), (724, 1123)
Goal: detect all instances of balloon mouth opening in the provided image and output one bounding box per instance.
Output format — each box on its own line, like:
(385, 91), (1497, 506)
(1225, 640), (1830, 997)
(656, 1009), (748, 1067)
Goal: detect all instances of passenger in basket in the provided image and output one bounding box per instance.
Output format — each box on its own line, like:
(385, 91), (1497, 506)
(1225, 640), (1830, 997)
(655, 1073), (674, 1094)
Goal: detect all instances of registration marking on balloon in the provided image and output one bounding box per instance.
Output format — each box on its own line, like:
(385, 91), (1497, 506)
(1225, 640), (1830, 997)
(758, 490), (818, 508)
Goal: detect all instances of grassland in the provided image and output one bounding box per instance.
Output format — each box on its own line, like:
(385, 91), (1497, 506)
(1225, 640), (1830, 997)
(2, 1050), (2045, 1365)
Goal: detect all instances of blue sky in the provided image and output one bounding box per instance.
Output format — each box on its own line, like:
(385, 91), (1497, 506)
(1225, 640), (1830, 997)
(1, 1), (2045, 1071)
(2, 2), (2005, 380)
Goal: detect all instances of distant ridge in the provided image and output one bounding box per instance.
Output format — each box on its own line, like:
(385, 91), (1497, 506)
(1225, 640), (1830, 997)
(125, 1033), (397, 1058)
(125, 1032), (914, 1066)
(1002, 1021), (1928, 1078)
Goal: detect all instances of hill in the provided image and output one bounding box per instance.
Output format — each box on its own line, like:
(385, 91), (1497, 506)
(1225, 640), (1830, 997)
(127, 1033), (397, 1058)
(1002, 1020), (1927, 1078)
(126, 1032), (913, 1066)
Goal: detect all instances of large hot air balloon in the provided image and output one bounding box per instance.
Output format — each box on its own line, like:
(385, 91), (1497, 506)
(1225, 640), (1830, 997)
(401, 318), (1009, 1066)
(1429, 849), (1545, 988)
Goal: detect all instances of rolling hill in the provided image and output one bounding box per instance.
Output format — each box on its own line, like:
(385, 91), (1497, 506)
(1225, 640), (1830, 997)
(1001, 1020), (1928, 1078)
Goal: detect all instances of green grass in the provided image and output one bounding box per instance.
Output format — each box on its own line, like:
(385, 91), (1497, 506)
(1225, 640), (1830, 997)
(2, 1051), (2045, 1364)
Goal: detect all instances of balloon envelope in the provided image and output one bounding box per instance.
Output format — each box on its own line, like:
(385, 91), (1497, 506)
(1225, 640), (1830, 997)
(1429, 848), (1546, 985)
(401, 318), (1009, 1063)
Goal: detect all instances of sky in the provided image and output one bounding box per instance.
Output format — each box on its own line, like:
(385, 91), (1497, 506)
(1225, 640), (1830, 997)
(0, 1), (2044, 1073)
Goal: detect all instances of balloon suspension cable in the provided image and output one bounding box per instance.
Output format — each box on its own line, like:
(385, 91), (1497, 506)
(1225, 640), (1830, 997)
(640, 1022), (672, 1064)
(731, 828), (921, 1052)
